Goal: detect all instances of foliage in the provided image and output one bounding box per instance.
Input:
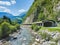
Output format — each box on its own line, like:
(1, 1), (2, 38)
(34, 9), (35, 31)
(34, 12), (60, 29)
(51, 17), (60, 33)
(31, 24), (36, 29)
(3, 16), (12, 24)
(10, 26), (17, 33)
(0, 18), (3, 24)
(40, 32), (52, 40)
(31, 24), (41, 31)
(38, 12), (45, 21)
(11, 21), (17, 25)
(40, 27), (60, 32)
(15, 24), (20, 29)
(26, 0), (60, 22)
(1, 22), (10, 38)
(0, 16), (20, 39)
(0, 28), (2, 39)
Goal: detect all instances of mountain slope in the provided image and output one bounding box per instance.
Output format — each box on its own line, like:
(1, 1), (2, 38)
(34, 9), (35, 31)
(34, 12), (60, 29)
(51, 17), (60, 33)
(26, 0), (60, 22)
(15, 12), (26, 23)
(15, 12), (26, 19)
(18, 12), (26, 18)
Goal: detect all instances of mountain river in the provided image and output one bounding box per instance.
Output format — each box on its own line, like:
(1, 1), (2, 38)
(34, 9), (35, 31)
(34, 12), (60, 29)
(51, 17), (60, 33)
(9, 27), (34, 45)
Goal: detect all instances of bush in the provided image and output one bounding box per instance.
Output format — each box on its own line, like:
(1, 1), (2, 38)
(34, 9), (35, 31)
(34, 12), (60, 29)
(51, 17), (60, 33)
(0, 28), (2, 39)
(1, 22), (10, 38)
(31, 24), (37, 29)
(31, 24), (35, 29)
(10, 26), (17, 33)
(11, 21), (17, 25)
(34, 26), (40, 31)
(0, 16), (20, 39)
(15, 24), (20, 30)
(31, 24), (41, 31)
(0, 21), (20, 38)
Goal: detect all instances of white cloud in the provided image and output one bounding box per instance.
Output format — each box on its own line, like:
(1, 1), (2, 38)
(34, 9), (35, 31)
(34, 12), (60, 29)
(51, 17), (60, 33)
(0, 0), (16, 6)
(4, 9), (11, 13)
(11, 0), (16, 4)
(0, 6), (11, 13)
(18, 9), (26, 14)
(12, 9), (26, 16)
(0, 6), (26, 16)
(0, 1), (11, 6)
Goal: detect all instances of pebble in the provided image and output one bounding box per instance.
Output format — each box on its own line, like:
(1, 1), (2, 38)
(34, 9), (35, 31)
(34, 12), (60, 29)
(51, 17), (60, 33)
(23, 38), (26, 41)
(35, 38), (40, 42)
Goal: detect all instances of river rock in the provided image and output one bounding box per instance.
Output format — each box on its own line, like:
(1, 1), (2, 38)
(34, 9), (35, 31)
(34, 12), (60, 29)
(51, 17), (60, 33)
(23, 37), (26, 41)
(42, 41), (56, 45)
(22, 43), (25, 45)
(0, 41), (2, 45)
(32, 42), (38, 45)
(58, 40), (60, 45)
(35, 38), (40, 42)
(53, 33), (60, 39)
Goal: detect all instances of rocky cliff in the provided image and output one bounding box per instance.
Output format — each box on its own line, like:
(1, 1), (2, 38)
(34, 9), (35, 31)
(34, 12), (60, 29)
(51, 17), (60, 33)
(26, 0), (60, 22)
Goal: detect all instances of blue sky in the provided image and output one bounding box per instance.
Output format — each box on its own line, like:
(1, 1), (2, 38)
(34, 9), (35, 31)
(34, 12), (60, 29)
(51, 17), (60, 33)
(0, 0), (34, 16)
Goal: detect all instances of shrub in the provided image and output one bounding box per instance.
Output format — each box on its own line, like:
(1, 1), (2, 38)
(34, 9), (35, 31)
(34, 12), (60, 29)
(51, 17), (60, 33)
(1, 22), (10, 38)
(10, 25), (17, 33)
(31, 24), (37, 29)
(0, 28), (2, 39)
(3, 16), (12, 24)
(34, 26), (40, 31)
(31, 24), (35, 29)
(31, 24), (41, 31)
(0, 16), (20, 39)
(11, 21), (17, 25)
(15, 24), (20, 30)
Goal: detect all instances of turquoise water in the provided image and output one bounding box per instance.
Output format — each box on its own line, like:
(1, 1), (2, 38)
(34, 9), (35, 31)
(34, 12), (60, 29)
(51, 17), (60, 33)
(10, 28), (34, 45)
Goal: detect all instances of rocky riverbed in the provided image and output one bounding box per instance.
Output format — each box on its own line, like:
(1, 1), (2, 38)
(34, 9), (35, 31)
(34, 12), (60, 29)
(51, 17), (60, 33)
(31, 29), (60, 45)
(0, 25), (60, 45)
(0, 27), (35, 45)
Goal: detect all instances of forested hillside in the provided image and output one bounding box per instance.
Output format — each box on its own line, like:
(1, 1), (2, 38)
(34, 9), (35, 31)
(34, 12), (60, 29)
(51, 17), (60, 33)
(26, 0), (60, 22)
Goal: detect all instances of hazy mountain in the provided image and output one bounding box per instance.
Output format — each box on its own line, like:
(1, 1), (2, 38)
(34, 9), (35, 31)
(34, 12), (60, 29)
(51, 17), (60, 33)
(0, 12), (26, 19)
(15, 12), (26, 18)
(0, 12), (26, 23)
(0, 12), (14, 19)
(15, 12), (26, 23)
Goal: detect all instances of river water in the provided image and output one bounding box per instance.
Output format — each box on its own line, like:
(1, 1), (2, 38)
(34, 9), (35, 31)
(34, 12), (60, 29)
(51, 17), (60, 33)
(10, 28), (34, 45)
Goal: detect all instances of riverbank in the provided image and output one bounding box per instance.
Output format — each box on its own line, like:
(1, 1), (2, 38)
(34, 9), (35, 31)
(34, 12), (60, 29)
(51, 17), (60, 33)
(0, 29), (21, 45)
(1, 25), (36, 45)
(1, 25), (60, 45)
(30, 27), (60, 45)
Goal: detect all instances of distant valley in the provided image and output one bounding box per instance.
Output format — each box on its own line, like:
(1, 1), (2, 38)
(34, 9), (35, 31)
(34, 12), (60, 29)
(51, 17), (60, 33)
(0, 12), (26, 23)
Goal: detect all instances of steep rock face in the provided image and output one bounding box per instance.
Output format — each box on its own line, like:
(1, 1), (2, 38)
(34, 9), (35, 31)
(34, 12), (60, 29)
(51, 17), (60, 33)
(23, 13), (34, 24)
(27, 0), (60, 22)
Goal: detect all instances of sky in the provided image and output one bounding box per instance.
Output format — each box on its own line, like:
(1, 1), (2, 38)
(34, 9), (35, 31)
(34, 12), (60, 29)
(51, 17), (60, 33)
(0, 0), (34, 16)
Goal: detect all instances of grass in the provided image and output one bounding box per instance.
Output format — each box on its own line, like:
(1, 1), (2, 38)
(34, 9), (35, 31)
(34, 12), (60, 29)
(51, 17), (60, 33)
(40, 27), (60, 32)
